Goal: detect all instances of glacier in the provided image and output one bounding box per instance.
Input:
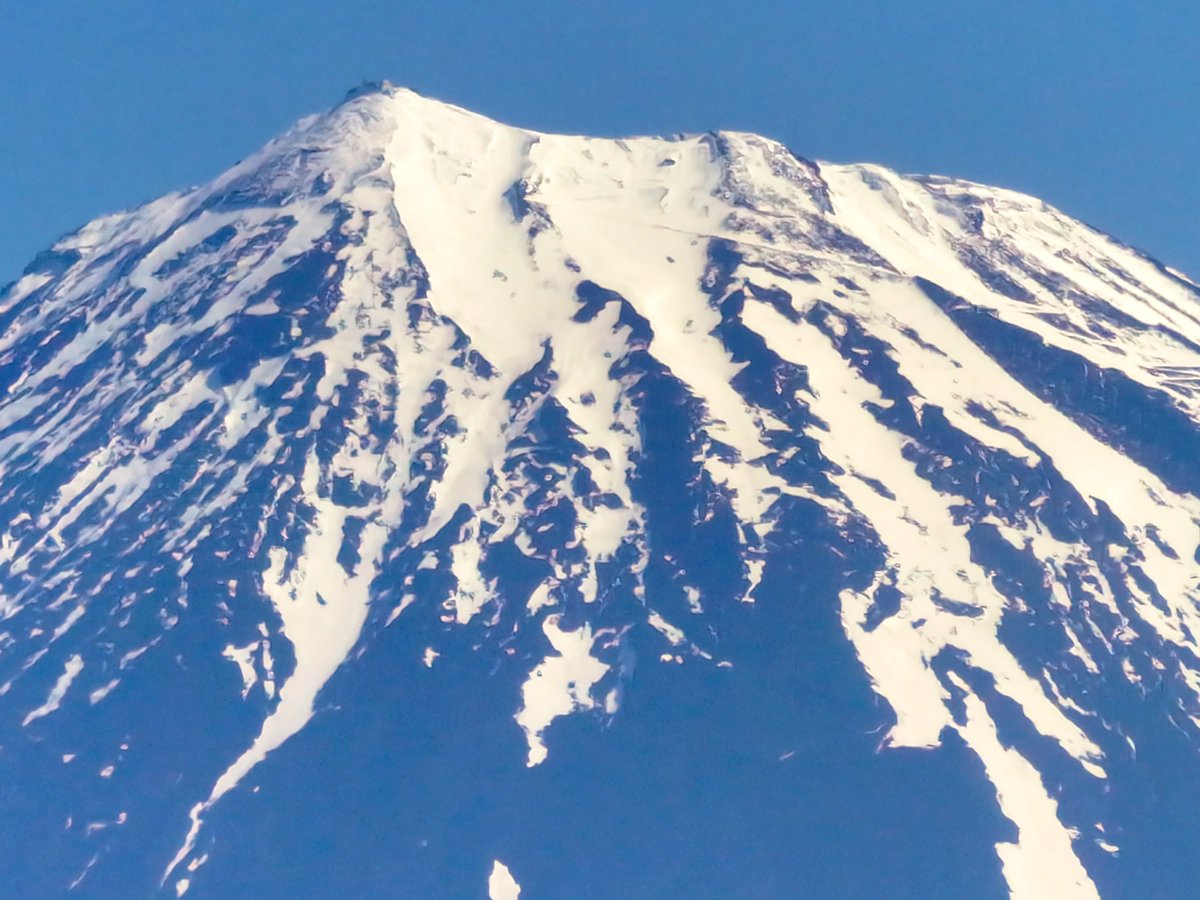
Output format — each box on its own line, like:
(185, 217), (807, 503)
(3, 82), (1200, 897)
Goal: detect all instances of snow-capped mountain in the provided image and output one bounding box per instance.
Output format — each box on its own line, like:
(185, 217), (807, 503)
(3, 82), (1200, 898)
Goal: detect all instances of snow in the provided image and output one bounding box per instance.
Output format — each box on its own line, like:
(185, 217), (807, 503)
(516, 615), (610, 767)
(822, 163), (1200, 431)
(748, 301), (1103, 771)
(488, 860), (521, 900)
(949, 673), (1099, 899)
(3, 84), (1200, 895)
(222, 641), (259, 699)
(23, 654), (83, 727)
(88, 679), (120, 705)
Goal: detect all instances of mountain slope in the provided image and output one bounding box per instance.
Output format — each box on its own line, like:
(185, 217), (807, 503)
(3, 83), (1200, 898)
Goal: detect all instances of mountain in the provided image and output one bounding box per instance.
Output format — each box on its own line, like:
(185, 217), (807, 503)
(3, 82), (1200, 899)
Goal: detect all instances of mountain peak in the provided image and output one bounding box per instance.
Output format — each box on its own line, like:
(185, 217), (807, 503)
(342, 78), (405, 101)
(337, 80), (500, 122)
(3, 83), (1200, 899)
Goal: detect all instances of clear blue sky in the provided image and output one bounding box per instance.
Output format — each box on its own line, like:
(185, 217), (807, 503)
(1, 0), (1197, 282)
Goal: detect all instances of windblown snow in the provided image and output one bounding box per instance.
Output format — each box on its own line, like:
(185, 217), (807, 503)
(3, 83), (1200, 898)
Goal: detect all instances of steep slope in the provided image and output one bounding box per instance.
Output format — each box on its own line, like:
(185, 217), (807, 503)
(3, 83), (1200, 898)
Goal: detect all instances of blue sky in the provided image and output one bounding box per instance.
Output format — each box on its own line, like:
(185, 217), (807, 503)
(1, 0), (1197, 281)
